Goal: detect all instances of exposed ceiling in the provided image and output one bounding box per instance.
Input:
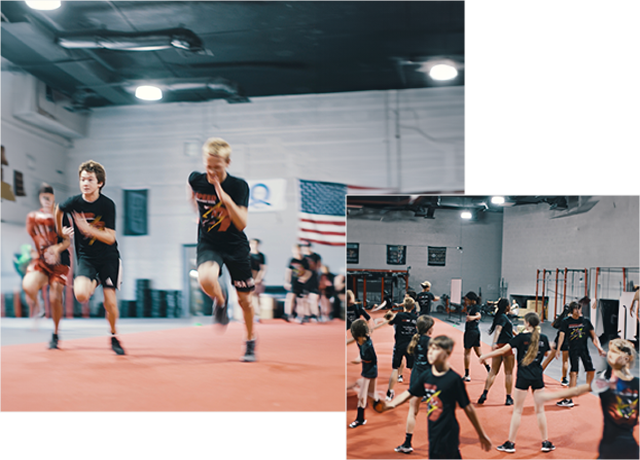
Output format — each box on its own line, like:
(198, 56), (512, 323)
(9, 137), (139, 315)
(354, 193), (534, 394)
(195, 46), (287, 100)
(346, 196), (600, 220)
(1, 1), (464, 110)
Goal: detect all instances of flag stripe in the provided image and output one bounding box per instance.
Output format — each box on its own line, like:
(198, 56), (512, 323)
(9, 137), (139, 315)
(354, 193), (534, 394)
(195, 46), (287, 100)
(299, 212), (345, 224)
(298, 231), (346, 243)
(298, 228), (345, 237)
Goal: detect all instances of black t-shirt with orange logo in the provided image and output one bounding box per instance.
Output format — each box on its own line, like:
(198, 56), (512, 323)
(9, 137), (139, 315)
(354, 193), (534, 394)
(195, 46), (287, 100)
(189, 172), (250, 254)
(408, 367), (470, 458)
(59, 194), (119, 261)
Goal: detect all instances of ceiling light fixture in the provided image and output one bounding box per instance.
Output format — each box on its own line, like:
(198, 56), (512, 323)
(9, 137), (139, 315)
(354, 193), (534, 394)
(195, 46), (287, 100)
(26, 1), (61, 10)
(429, 64), (458, 81)
(491, 196), (505, 205)
(460, 211), (472, 220)
(135, 85), (162, 101)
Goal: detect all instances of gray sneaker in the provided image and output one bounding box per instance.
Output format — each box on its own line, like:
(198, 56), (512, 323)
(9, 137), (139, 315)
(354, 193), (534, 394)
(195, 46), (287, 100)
(242, 339), (256, 362)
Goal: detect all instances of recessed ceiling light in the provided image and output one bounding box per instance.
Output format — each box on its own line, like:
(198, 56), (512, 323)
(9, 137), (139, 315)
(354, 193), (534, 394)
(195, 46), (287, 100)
(429, 64), (458, 81)
(135, 85), (163, 101)
(460, 211), (472, 219)
(25, 1), (61, 10)
(491, 196), (505, 205)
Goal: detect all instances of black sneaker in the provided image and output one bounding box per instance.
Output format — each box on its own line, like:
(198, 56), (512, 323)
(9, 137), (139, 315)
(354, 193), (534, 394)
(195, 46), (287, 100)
(541, 441), (555, 452)
(349, 419), (366, 428)
(282, 313), (290, 322)
(556, 398), (574, 407)
(213, 290), (229, 326)
(386, 389), (395, 401)
(242, 339), (256, 362)
(561, 377), (569, 387)
(395, 444), (413, 454)
(497, 441), (515, 453)
(464, 375), (471, 382)
(477, 392), (487, 404)
(49, 333), (59, 349)
(397, 375), (403, 383)
(111, 336), (125, 355)
(506, 395), (514, 406)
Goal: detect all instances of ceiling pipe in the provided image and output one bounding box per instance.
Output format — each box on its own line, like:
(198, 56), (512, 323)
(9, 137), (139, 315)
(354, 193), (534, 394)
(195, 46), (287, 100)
(56, 28), (203, 52)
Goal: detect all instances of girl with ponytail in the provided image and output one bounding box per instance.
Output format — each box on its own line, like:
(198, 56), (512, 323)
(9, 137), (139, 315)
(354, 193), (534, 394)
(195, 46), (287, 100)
(479, 312), (557, 454)
(543, 303), (572, 385)
(394, 315), (435, 454)
(478, 298), (517, 405)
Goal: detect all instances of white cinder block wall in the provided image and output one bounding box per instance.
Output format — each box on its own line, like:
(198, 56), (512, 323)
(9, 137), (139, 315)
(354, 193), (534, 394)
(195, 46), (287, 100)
(43, 86), (462, 301)
(347, 210), (504, 302)
(1, 72), (76, 293)
(501, 196), (640, 301)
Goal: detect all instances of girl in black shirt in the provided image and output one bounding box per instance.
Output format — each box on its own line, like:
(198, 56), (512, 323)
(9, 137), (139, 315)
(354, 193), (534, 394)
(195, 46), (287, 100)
(394, 315), (435, 454)
(478, 298), (516, 406)
(349, 319), (381, 428)
(480, 312), (556, 454)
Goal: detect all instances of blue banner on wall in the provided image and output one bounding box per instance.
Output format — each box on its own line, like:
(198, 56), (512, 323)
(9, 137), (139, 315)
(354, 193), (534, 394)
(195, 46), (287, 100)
(124, 189), (148, 236)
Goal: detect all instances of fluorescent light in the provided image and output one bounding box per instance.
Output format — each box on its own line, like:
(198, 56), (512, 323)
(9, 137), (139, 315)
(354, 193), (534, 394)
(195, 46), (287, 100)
(26, 1), (61, 10)
(491, 196), (505, 205)
(429, 64), (458, 81)
(135, 85), (163, 101)
(460, 211), (472, 219)
(189, 270), (198, 278)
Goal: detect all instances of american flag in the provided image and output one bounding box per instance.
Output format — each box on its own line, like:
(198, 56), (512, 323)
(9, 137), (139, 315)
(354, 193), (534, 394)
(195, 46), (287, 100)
(298, 179), (346, 246)
(297, 180), (396, 246)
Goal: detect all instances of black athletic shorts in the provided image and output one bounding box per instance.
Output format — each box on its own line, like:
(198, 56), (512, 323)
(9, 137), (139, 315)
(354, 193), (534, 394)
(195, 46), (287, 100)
(515, 375), (545, 391)
(554, 331), (569, 351)
(304, 273), (320, 295)
(290, 281), (304, 296)
(392, 341), (414, 369)
(569, 347), (595, 373)
(197, 241), (255, 292)
(76, 256), (122, 289)
(464, 329), (481, 349)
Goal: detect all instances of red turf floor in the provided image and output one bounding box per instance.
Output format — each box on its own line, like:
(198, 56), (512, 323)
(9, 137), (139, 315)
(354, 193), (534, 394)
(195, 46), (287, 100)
(2, 319), (344, 411)
(347, 313), (639, 459)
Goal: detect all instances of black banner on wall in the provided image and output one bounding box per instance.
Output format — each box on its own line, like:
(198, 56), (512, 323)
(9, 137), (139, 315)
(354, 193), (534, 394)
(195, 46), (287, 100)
(124, 189), (148, 236)
(347, 242), (359, 264)
(387, 245), (406, 265)
(428, 246), (446, 266)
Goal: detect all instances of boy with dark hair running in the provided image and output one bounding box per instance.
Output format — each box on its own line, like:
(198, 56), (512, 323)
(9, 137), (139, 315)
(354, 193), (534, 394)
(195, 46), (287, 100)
(188, 137), (256, 361)
(56, 161), (125, 355)
(376, 335), (492, 458)
(554, 301), (606, 407)
(24, 183), (72, 348)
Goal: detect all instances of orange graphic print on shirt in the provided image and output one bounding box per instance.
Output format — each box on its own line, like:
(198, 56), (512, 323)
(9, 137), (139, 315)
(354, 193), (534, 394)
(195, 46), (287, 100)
(80, 213), (106, 245)
(194, 192), (231, 233)
(424, 384), (443, 421)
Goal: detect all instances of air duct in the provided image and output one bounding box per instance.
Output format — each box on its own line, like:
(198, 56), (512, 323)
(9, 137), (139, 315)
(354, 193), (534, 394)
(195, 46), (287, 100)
(56, 28), (203, 52)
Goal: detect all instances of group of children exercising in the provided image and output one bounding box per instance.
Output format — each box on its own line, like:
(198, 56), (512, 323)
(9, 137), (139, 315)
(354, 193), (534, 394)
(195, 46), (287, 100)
(347, 287), (639, 459)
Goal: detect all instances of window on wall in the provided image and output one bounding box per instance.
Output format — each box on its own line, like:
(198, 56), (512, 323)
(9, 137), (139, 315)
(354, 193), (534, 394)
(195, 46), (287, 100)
(347, 242), (359, 264)
(387, 245), (406, 265)
(428, 246), (446, 266)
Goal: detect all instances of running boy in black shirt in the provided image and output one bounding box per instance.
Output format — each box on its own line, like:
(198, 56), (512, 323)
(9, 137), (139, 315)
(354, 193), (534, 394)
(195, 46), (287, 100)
(377, 335), (492, 458)
(56, 161), (125, 355)
(384, 297), (418, 401)
(555, 301), (605, 407)
(188, 138), (256, 362)
(349, 318), (381, 428)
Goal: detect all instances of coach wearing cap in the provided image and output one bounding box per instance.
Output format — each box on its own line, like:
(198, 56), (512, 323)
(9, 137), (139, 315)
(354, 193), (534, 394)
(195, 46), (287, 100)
(416, 281), (440, 314)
